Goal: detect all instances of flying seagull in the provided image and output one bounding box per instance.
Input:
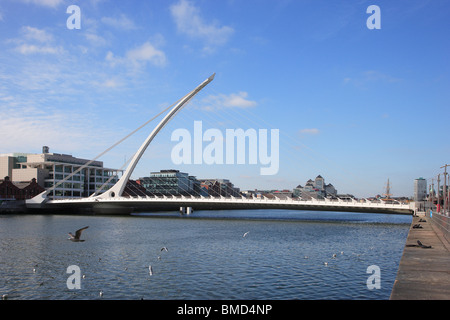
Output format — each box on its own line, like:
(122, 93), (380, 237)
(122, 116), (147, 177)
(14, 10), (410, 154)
(68, 226), (89, 242)
(161, 247), (168, 252)
(243, 231), (250, 238)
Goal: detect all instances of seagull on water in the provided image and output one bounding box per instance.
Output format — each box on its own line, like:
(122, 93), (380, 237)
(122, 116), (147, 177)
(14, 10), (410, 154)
(148, 265), (153, 276)
(68, 226), (89, 242)
(243, 231), (250, 238)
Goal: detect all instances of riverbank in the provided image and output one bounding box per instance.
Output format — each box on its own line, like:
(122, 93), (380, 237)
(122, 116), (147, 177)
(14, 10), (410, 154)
(0, 200), (27, 213)
(390, 213), (450, 299)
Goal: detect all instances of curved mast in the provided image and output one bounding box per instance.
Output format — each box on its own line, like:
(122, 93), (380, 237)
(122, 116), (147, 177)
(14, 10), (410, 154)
(95, 73), (215, 199)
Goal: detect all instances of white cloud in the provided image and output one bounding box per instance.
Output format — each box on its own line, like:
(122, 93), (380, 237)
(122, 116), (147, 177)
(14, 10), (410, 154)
(10, 26), (64, 55)
(300, 128), (320, 135)
(199, 92), (257, 111)
(85, 33), (109, 47)
(98, 78), (123, 89)
(105, 51), (117, 65)
(363, 70), (401, 83)
(21, 26), (53, 42)
(0, 102), (113, 154)
(19, 0), (64, 8)
(126, 42), (166, 66)
(106, 41), (167, 69)
(343, 70), (401, 87)
(170, 0), (234, 52)
(222, 92), (257, 108)
(101, 14), (137, 30)
(15, 43), (64, 55)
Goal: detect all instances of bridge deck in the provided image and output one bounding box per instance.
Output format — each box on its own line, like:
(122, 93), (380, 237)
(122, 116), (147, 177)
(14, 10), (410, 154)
(40, 196), (414, 215)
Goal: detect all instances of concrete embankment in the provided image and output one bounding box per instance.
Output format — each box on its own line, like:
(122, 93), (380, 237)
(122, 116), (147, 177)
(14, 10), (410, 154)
(390, 213), (450, 300)
(0, 200), (27, 213)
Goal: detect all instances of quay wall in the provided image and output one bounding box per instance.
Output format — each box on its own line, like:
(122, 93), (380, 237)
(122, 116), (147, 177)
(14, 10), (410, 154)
(390, 213), (450, 300)
(428, 211), (450, 244)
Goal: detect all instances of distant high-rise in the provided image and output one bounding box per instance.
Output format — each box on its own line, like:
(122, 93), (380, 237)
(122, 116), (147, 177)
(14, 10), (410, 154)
(414, 178), (427, 201)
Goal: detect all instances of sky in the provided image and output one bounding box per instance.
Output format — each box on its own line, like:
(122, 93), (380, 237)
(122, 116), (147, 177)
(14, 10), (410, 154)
(0, 0), (449, 198)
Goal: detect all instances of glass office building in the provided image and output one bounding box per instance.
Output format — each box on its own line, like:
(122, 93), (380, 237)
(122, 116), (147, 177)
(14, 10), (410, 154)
(1, 147), (121, 199)
(138, 170), (200, 196)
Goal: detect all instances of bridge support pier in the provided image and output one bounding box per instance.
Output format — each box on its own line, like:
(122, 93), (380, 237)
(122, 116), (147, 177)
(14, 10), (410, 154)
(180, 206), (193, 215)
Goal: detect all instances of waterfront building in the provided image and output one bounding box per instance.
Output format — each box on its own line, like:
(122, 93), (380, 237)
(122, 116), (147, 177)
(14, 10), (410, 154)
(199, 178), (240, 197)
(293, 175), (338, 200)
(270, 190), (293, 199)
(315, 175), (324, 191)
(0, 146), (121, 199)
(293, 185), (303, 198)
(304, 179), (315, 192)
(414, 177), (427, 202)
(138, 169), (201, 196)
(325, 183), (337, 197)
(0, 176), (45, 200)
(123, 179), (148, 197)
(0, 153), (28, 179)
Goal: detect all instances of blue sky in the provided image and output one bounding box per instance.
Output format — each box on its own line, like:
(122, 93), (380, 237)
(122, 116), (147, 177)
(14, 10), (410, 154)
(0, 0), (449, 197)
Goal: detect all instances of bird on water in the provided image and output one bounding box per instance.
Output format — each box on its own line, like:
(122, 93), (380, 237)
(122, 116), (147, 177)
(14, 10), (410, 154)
(149, 265), (153, 276)
(68, 226), (89, 242)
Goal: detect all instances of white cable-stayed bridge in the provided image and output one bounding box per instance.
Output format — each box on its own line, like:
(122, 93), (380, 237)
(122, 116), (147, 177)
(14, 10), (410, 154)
(26, 73), (414, 215)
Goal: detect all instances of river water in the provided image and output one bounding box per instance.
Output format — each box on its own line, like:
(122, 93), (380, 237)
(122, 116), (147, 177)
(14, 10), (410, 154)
(0, 209), (411, 300)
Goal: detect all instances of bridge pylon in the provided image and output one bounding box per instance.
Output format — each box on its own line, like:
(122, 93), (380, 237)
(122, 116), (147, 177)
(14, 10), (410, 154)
(26, 73), (215, 207)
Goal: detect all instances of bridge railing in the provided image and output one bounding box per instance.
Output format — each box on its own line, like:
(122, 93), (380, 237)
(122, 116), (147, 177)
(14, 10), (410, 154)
(49, 194), (412, 210)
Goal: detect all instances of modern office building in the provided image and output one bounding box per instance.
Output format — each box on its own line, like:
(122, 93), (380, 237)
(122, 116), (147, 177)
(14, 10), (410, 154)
(0, 146), (122, 199)
(414, 177), (427, 202)
(138, 170), (201, 196)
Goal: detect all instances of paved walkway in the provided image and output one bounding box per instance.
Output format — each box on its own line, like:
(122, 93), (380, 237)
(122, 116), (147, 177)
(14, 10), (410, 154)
(390, 215), (450, 299)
